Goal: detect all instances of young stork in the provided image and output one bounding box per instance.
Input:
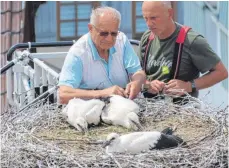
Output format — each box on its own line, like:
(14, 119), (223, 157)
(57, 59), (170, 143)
(103, 128), (186, 154)
(62, 98), (105, 132)
(101, 95), (143, 130)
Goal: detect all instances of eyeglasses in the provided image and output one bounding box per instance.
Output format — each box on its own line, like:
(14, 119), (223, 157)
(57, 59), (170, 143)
(92, 25), (119, 37)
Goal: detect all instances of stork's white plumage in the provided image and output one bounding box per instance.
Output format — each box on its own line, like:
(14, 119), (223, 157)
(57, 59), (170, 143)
(101, 95), (142, 130)
(83, 99), (105, 125)
(62, 98), (87, 132)
(62, 98), (105, 132)
(103, 130), (185, 154)
(72, 117), (88, 132)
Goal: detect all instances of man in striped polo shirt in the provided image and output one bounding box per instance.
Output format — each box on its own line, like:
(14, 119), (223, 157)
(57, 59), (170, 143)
(58, 7), (146, 104)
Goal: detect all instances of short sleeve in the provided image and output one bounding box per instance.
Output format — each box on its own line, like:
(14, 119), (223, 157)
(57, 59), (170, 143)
(123, 38), (142, 74)
(58, 50), (83, 88)
(189, 35), (220, 73)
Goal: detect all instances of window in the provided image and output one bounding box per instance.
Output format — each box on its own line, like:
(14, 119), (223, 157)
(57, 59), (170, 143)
(132, 2), (147, 40)
(204, 1), (219, 16)
(57, 1), (100, 41)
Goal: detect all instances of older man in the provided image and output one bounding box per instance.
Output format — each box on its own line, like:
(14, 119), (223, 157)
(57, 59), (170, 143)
(58, 7), (146, 104)
(139, 1), (228, 99)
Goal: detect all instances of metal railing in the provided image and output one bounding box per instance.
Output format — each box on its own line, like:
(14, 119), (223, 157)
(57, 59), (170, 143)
(1, 40), (140, 111)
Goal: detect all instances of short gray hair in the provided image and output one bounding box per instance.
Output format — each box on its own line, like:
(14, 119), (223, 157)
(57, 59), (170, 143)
(162, 2), (172, 8)
(90, 6), (121, 28)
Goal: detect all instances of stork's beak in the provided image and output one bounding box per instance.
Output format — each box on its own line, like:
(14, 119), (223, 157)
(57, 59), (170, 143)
(83, 128), (88, 133)
(100, 96), (111, 111)
(130, 120), (144, 131)
(77, 124), (88, 133)
(102, 140), (111, 148)
(102, 104), (106, 111)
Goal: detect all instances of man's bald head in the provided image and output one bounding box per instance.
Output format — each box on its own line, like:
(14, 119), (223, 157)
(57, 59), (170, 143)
(142, 1), (175, 39)
(142, 1), (172, 11)
(90, 6), (121, 28)
(162, 1), (172, 8)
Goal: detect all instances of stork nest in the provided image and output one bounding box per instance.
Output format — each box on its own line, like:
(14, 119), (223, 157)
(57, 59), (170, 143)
(1, 93), (228, 168)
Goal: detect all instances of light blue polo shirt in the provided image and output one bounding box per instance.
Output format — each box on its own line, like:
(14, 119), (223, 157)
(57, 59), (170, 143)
(58, 32), (142, 90)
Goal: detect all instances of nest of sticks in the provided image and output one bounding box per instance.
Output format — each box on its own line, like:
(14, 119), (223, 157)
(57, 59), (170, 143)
(1, 93), (228, 168)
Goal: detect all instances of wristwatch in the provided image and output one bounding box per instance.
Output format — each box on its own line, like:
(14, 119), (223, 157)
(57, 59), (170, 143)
(190, 79), (197, 92)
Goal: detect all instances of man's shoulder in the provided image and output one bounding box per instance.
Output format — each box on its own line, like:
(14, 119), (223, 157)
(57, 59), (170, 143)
(141, 30), (151, 42)
(69, 34), (89, 56)
(139, 30), (152, 51)
(184, 27), (204, 46)
(116, 31), (129, 44)
(180, 25), (213, 54)
(174, 23), (202, 44)
(71, 34), (89, 48)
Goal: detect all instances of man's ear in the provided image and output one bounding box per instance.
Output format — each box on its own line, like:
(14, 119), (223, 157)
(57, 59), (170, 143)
(88, 24), (93, 32)
(168, 8), (174, 19)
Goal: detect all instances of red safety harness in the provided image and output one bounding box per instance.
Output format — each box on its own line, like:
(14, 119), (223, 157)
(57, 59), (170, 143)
(143, 26), (191, 80)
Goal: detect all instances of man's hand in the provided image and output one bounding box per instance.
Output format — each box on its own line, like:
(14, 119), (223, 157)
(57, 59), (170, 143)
(101, 85), (128, 98)
(125, 81), (142, 100)
(147, 80), (165, 94)
(164, 79), (191, 96)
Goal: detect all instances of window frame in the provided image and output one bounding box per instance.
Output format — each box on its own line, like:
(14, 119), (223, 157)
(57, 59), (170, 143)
(204, 1), (219, 16)
(56, 1), (100, 41)
(131, 2), (145, 40)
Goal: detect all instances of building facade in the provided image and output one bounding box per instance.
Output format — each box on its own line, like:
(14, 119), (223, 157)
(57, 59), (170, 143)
(1, 1), (228, 109)
(1, 1), (24, 112)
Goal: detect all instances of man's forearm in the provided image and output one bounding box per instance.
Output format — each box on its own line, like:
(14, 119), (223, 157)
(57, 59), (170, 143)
(58, 86), (103, 104)
(130, 70), (146, 84)
(195, 63), (228, 90)
(195, 71), (227, 90)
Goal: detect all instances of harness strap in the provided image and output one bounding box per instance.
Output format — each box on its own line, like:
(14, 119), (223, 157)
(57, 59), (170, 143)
(143, 26), (191, 79)
(170, 26), (191, 79)
(143, 33), (154, 71)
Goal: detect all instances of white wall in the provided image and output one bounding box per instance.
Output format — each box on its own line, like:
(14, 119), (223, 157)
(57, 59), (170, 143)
(182, 1), (228, 108)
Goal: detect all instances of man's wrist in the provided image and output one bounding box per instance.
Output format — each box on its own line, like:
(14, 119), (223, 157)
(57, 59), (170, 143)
(93, 90), (104, 98)
(189, 79), (197, 92)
